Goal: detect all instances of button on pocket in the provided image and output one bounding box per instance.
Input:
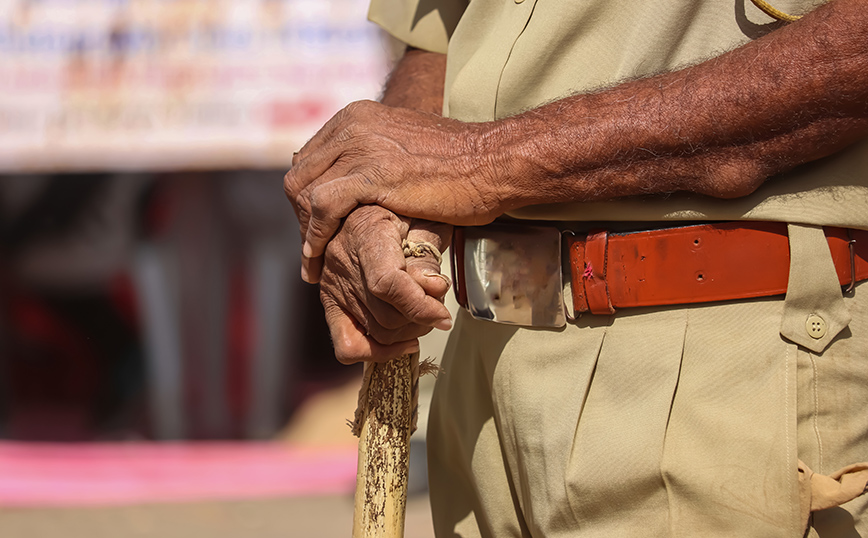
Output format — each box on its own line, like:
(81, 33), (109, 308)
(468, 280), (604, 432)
(805, 314), (827, 339)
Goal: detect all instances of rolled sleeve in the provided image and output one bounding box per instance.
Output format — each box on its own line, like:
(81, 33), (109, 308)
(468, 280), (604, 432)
(368, 0), (467, 54)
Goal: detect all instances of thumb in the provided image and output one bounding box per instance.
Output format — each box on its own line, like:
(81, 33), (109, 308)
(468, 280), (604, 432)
(324, 301), (420, 364)
(303, 175), (372, 259)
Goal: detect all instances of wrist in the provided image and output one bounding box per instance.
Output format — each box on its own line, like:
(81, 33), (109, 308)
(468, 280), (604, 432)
(464, 114), (556, 215)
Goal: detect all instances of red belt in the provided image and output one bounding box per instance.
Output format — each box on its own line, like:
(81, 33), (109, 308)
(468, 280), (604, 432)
(567, 222), (868, 315)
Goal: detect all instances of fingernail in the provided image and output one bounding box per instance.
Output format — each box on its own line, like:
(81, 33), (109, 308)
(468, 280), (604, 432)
(302, 241), (313, 258)
(434, 318), (453, 331)
(300, 265), (310, 283)
(425, 272), (452, 288)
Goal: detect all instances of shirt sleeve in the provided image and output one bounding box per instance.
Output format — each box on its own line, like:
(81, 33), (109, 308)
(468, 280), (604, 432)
(368, 0), (468, 54)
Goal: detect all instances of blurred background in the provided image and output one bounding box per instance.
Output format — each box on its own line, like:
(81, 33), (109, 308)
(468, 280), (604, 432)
(0, 0), (444, 535)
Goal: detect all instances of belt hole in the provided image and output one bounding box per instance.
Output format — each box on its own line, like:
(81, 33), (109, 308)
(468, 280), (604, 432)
(697, 273), (705, 281)
(693, 238), (701, 246)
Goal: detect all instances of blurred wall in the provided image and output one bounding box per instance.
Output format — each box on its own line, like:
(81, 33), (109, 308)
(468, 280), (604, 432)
(0, 0), (394, 441)
(0, 0), (391, 172)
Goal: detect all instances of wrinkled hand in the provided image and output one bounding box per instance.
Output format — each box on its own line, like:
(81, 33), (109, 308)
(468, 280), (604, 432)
(320, 205), (453, 364)
(284, 100), (507, 277)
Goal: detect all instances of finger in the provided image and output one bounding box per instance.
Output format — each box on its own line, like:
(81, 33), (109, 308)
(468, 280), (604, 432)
(339, 290), (434, 343)
(284, 169), (310, 229)
(320, 264), (426, 338)
(365, 296), (418, 330)
(320, 249), (446, 335)
(406, 261), (452, 299)
(324, 302), (420, 364)
(327, 273), (417, 332)
(363, 261), (451, 329)
(301, 253), (324, 284)
(293, 155), (363, 243)
(304, 174), (377, 258)
(405, 222), (453, 299)
(367, 320), (434, 345)
(286, 144), (345, 217)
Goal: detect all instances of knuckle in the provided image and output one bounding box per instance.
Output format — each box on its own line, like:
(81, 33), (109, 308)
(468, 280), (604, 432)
(334, 345), (363, 365)
(327, 328), (367, 366)
(337, 123), (362, 144)
(294, 191), (312, 222)
(283, 178), (310, 208)
(367, 270), (398, 299)
(306, 209), (333, 243)
(307, 185), (331, 214)
(344, 100), (365, 117)
(283, 170), (299, 199)
(322, 235), (348, 266)
(346, 99), (373, 114)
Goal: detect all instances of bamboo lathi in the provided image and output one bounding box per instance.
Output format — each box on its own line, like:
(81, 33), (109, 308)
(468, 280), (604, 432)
(351, 355), (415, 538)
(351, 238), (445, 537)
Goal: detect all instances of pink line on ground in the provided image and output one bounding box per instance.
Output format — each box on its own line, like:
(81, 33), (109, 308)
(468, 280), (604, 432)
(0, 442), (358, 507)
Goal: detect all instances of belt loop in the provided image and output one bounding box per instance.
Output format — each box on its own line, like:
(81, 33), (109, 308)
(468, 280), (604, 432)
(846, 229), (857, 294)
(584, 230), (616, 315)
(567, 232), (589, 314)
(780, 223), (851, 354)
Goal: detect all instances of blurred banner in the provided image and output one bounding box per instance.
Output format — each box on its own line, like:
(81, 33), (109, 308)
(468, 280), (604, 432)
(0, 0), (391, 172)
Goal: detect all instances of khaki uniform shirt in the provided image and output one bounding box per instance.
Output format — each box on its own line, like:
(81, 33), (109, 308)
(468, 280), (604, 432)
(368, 2), (868, 537)
(369, 0), (868, 230)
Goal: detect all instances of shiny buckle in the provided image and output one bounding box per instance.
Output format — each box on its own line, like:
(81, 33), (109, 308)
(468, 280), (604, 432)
(452, 224), (566, 328)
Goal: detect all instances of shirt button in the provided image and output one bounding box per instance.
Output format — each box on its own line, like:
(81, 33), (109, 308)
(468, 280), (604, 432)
(806, 314), (827, 339)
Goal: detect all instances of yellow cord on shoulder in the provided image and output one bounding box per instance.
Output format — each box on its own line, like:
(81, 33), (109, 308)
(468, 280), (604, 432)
(750, 0), (802, 22)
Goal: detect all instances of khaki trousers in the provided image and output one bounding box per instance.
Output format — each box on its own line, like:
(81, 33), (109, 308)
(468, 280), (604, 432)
(428, 226), (868, 538)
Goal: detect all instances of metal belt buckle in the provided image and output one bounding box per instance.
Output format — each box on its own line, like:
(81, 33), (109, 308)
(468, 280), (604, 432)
(453, 223), (566, 328)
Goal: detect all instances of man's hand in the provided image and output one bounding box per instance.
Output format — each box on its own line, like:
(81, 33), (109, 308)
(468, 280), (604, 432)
(285, 100), (505, 263)
(286, 0), (868, 271)
(319, 204), (452, 364)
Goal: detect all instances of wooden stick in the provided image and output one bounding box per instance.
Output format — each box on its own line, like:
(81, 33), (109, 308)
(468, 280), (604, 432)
(352, 355), (414, 538)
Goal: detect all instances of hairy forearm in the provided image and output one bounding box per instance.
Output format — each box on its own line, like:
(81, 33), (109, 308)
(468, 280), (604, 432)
(380, 47), (447, 114)
(288, 0), (868, 262)
(380, 47), (453, 251)
(476, 0), (868, 211)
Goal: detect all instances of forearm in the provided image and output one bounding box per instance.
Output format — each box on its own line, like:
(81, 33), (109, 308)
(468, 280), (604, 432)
(288, 0), (868, 261)
(380, 47), (447, 114)
(482, 0), (868, 210)
(379, 47), (453, 249)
